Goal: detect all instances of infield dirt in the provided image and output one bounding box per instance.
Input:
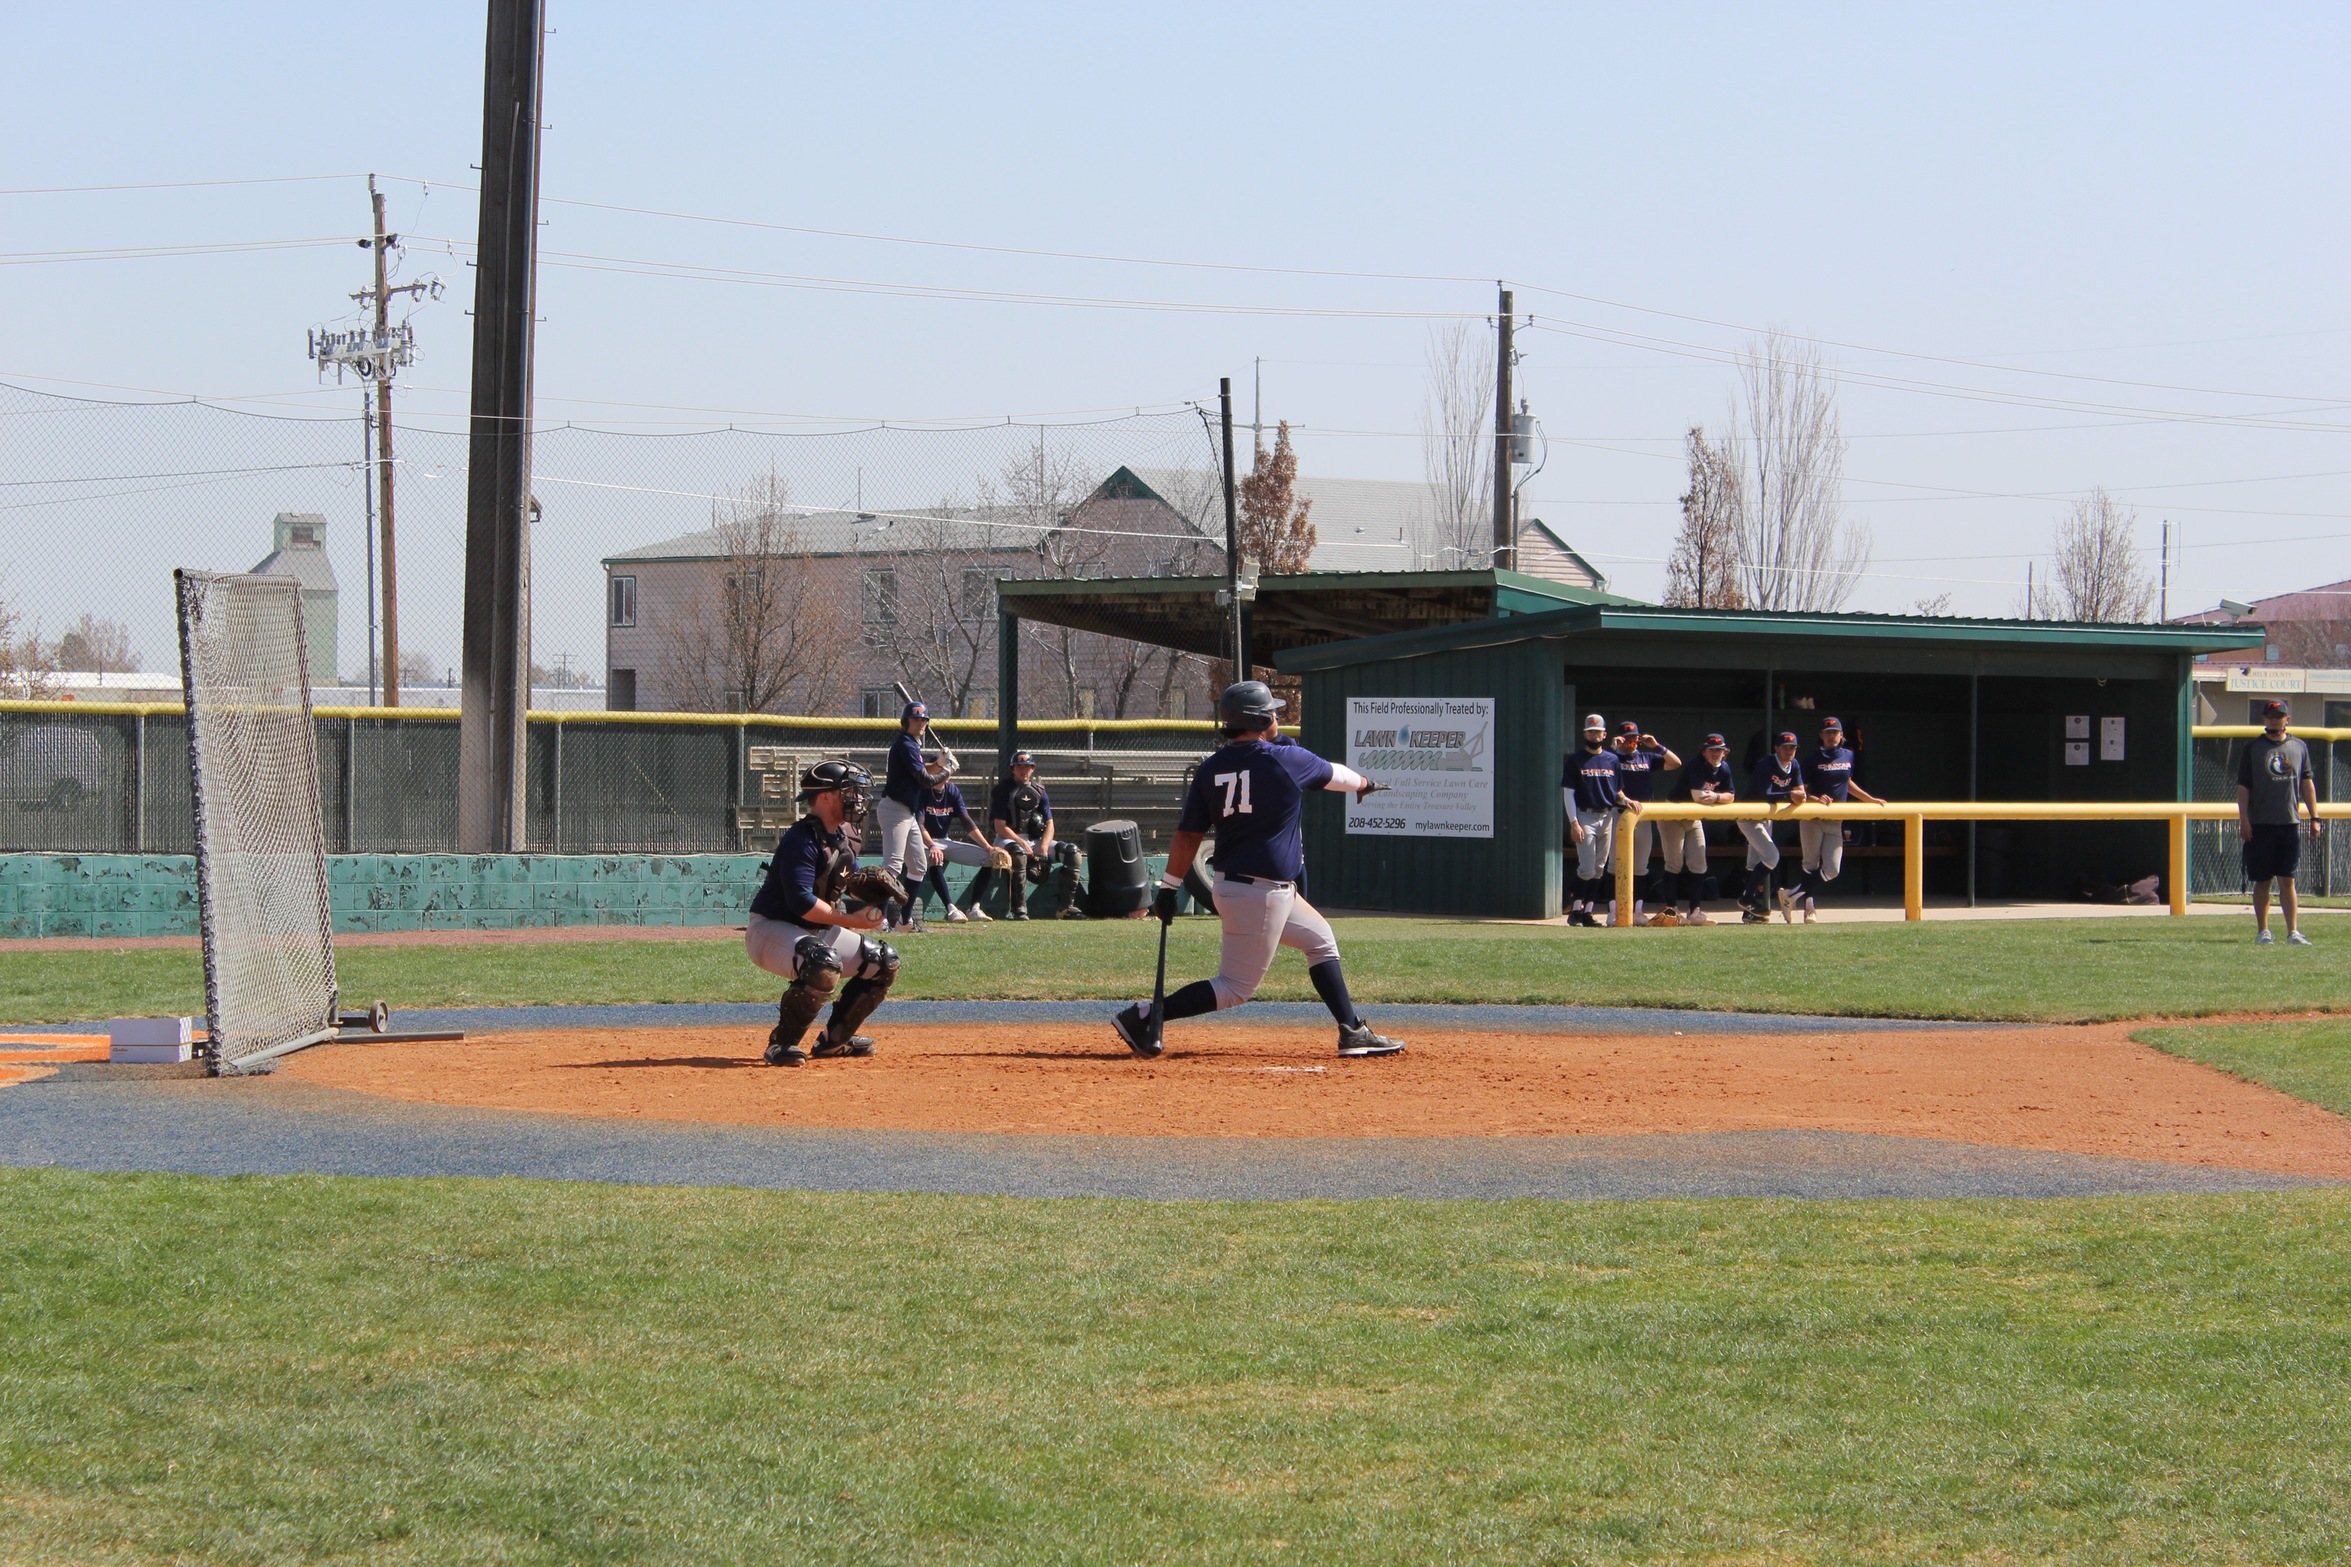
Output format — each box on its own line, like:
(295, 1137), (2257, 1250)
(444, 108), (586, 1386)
(280, 1021), (2351, 1179)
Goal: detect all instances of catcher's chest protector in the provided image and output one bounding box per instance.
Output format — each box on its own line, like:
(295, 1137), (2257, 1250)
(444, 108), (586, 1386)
(813, 833), (858, 903)
(1007, 782), (1049, 836)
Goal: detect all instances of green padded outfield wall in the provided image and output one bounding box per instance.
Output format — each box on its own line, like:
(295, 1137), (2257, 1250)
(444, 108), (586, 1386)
(1296, 640), (1563, 920)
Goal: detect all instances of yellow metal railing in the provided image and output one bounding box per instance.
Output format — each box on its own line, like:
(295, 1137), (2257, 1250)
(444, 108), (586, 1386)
(0, 696), (1214, 733)
(1615, 801), (2350, 925)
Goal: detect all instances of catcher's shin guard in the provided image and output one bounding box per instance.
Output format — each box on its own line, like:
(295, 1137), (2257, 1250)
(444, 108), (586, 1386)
(820, 936), (899, 1051)
(1052, 850), (1082, 917)
(766, 934), (843, 1065)
(1004, 848), (1031, 917)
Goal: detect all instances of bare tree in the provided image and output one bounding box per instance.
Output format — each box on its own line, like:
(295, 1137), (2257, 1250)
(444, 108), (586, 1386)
(2042, 489), (2155, 623)
(661, 472), (854, 714)
(1662, 426), (1745, 608)
(1421, 320), (1494, 569)
(53, 613), (138, 673)
(1237, 421), (1317, 574)
(2268, 613), (2351, 669)
(1730, 332), (1869, 611)
(0, 589), (53, 699)
(1911, 592), (1955, 616)
(984, 436), (1105, 716)
(883, 500), (1014, 718)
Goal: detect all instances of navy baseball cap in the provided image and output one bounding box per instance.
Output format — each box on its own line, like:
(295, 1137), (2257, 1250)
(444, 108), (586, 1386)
(2261, 699), (2291, 718)
(1820, 716), (1844, 731)
(1776, 731), (1799, 747)
(1702, 732), (1727, 747)
(1618, 720), (1641, 736)
(1010, 749), (1036, 767)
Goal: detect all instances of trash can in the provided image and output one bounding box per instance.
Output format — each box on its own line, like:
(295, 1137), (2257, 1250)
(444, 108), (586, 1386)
(1084, 819), (1149, 919)
(1182, 860), (1217, 916)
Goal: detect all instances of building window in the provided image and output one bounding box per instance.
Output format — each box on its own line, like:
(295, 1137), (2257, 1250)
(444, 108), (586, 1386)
(609, 669), (637, 711)
(1073, 688), (1098, 719)
(965, 690), (997, 721)
(289, 524), (318, 546)
(960, 567), (997, 622)
(2266, 644), (2281, 662)
(862, 568), (898, 626)
(609, 575), (637, 628)
(1158, 687), (1188, 719)
(862, 688), (899, 719)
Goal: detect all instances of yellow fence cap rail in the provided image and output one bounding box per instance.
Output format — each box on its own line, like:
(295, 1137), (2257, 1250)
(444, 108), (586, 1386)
(2193, 724), (2351, 742)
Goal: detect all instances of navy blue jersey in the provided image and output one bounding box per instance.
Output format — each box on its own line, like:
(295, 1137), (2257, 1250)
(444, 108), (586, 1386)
(1679, 757), (1738, 800)
(920, 780), (974, 841)
(749, 814), (846, 924)
(1614, 745), (1667, 802)
(1178, 738), (1333, 882)
(1802, 746), (1858, 801)
(1750, 753), (1802, 800)
(1562, 746), (1623, 812)
(882, 731), (927, 809)
(989, 775), (1053, 837)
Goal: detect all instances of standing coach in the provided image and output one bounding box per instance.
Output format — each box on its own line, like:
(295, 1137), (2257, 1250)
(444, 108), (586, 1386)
(2238, 698), (2322, 946)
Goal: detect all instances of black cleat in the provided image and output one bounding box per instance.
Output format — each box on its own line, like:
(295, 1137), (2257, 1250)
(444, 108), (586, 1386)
(765, 1038), (809, 1067)
(1112, 1003), (1163, 1059)
(1337, 1023), (1405, 1058)
(811, 1034), (876, 1059)
(1566, 908), (1598, 928)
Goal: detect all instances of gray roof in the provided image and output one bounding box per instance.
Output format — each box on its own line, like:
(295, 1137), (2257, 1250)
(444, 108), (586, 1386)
(250, 546), (338, 593)
(1119, 467), (1515, 573)
(604, 506), (1041, 565)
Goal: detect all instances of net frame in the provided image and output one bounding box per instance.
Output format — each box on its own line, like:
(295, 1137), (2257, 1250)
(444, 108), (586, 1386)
(174, 570), (340, 1073)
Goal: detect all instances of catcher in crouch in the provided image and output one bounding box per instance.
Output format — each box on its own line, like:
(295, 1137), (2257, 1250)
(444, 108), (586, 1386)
(746, 761), (908, 1067)
(1112, 680), (1404, 1060)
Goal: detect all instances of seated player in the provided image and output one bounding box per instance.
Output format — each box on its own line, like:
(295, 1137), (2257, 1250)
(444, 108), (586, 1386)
(1112, 680), (1404, 1060)
(984, 749), (1084, 920)
(916, 756), (999, 923)
(744, 761), (903, 1067)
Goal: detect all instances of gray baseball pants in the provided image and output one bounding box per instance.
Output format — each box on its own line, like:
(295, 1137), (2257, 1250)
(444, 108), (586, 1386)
(1208, 874), (1342, 1011)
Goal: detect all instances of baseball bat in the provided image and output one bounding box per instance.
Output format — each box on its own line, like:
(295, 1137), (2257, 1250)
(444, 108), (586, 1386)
(894, 679), (961, 775)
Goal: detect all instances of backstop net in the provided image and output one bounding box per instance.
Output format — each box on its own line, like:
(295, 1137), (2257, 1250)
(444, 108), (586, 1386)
(174, 570), (339, 1073)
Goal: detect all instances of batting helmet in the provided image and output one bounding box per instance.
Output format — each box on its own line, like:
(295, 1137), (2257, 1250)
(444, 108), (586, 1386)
(1216, 680), (1284, 732)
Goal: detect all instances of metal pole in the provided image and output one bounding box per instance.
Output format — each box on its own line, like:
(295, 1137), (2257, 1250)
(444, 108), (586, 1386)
(371, 176), (403, 708)
(342, 715), (356, 853)
(552, 718), (565, 853)
(456, 0), (543, 852)
(1492, 286), (1515, 571)
(1220, 378), (1245, 677)
(1967, 671), (1979, 908)
(996, 609), (1020, 777)
(132, 711), (146, 853)
(360, 386), (378, 705)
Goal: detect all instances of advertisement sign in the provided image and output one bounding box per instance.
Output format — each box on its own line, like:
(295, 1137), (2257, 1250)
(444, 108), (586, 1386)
(1343, 696), (1494, 838)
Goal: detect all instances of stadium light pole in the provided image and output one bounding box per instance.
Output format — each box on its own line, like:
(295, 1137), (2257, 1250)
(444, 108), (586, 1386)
(457, 0), (544, 852)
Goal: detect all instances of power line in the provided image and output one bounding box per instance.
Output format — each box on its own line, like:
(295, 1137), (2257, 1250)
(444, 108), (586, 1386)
(0, 173), (364, 196)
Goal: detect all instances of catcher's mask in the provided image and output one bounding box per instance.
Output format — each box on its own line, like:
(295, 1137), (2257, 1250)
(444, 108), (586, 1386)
(800, 760), (873, 823)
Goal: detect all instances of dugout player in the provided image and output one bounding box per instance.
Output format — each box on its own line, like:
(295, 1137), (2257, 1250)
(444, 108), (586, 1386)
(1113, 680), (1403, 1059)
(1743, 732), (1803, 923)
(982, 750), (1084, 920)
(745, 761), (900, 1067)
(1659, 731), (1736, 925)
(877, 702), (932, 933)
(1562, 713), (1639, 927)
(915, 757), (994, 923)
(1791, 717), (1886, 921)
(1610, 719), (1680, 923)
(2238, 698), (2322, 946)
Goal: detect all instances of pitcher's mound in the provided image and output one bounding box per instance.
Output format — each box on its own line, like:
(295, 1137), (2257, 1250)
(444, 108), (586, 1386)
(277, 1019), (2351, 1179)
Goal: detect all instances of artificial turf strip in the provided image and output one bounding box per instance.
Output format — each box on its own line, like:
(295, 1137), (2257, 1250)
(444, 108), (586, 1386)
(0, 1173), (2346, 1566)
(2139, 1018), (2351, 1119)
(6, 914), (2350, 1025)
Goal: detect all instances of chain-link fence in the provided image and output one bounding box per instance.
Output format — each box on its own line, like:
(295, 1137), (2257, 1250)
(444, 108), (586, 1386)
(2190, 732), (2345, 896)
(0, 702), (1212, 856)
(0, 380), (1232, 724)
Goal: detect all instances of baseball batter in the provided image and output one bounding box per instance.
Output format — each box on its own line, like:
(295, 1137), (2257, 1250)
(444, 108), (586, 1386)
(1658, 731), (1736, 924)
(1792, 716), (1885, 921)
(1112, 680), (1404, 1059)
(1609, 719), (1680, 923)
(1743, 731), (1803, 923)
(876, 702), (932, 932)
(745, 761), (902, 1067)
(1561, 712), (1638, 927)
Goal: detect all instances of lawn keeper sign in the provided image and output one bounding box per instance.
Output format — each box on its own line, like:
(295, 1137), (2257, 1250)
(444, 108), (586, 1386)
(1343, 697), (1494, 838)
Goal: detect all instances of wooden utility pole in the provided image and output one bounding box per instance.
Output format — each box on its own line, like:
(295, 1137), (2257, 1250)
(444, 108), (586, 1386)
(368, 176), (402, 706)
(1491, 286), (1515, 572)
(457, 0), (543, 851)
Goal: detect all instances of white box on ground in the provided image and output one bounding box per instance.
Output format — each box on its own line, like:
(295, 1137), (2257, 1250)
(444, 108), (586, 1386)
(110, 1016), (195, 1064)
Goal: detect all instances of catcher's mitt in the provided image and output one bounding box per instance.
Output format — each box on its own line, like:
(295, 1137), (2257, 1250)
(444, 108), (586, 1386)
(840, 865), (908, 908)
(987, 845), (1014, 870)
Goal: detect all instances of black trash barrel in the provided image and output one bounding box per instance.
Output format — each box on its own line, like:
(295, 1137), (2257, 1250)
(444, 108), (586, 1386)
(1181, 860), (1217, 916)
(1084, 819), (1148, 919)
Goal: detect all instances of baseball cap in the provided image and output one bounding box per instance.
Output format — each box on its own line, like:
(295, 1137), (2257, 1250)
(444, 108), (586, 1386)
(1820, 716), (1844, 731)
(1702, 732), (1727, 747)
(1581, 713), (1606, 733)
(1776, 731), (1799, 747)
(1010, 749), (1036, 767)
(2260, 699), (2291, 718)
(1618, 720), (1641, 736)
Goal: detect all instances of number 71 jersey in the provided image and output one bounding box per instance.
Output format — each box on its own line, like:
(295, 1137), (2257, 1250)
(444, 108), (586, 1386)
(1177, 737), (1335, 884)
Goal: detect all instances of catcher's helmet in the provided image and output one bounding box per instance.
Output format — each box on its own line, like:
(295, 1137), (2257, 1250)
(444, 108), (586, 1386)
(1009, 749), (1036, 768)
(1216, 680), (1284, 732)
(800, 760), (873, 822)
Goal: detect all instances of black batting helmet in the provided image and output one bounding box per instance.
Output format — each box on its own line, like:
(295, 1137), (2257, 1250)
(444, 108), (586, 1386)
(800, 760), (873, 822)
(1216, 680), (1284, 733)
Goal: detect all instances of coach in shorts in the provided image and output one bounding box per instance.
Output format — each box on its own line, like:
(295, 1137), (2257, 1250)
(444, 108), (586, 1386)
(2238, 698), (2322, 947)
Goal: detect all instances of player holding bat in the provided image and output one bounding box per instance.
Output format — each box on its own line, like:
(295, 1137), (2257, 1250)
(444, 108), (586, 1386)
(1112, 680), (1405, 1061)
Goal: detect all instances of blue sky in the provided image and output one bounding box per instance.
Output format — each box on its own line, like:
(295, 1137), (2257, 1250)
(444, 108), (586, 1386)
(5, 2), (2345, 675)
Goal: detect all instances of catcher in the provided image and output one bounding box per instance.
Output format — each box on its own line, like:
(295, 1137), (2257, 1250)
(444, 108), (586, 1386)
(745, 760), (907, 1066)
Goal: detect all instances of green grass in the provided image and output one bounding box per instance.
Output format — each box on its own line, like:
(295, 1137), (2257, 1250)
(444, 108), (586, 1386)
(2140, 1017), (2351, 1119)
(3, 1171), (2348, 1565)
(8, 914), (2350, 1025)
